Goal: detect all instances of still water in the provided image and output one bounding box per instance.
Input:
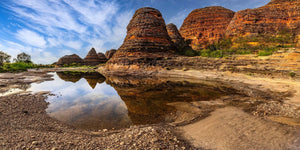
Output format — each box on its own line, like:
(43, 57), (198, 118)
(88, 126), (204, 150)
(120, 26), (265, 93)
(26, 71), (231, 130)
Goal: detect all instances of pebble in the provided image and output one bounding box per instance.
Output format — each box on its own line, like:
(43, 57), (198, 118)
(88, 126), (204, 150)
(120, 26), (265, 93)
(32, 141), (39, 145)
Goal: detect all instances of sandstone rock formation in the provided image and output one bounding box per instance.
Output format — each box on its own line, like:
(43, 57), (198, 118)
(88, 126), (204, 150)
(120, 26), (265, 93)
(108, 7), (175, 66)
(180, 6), (235, 50)
(84, 48), (102, 66)
(166, 23), (186, 50)
(97, 52), (107, 63)
(56, 54), (84, 66)
(105, 49), (117, 60)
(226, 0), (300, 37)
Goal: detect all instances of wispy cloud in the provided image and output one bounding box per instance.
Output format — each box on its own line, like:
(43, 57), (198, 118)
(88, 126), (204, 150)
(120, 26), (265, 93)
(168, 9), (191, 28)
(0, 0), (133, 63)
(64, 41), (83, 50)
(16, 29), (47, 48)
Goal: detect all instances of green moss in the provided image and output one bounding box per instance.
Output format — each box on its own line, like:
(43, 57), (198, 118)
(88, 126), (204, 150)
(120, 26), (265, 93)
(289, 72), (296, 78)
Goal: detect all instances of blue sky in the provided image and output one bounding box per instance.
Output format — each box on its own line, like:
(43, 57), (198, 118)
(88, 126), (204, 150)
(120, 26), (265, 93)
(0, 0), (270, 64)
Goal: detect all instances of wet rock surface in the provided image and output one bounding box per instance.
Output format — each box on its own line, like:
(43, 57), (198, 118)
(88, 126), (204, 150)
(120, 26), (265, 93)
(179, 6), (235, 49)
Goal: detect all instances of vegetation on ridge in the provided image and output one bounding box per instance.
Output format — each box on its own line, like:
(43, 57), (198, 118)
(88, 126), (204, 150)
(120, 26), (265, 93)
(178, 31), (296, 58)
(0, 51), (53, 73)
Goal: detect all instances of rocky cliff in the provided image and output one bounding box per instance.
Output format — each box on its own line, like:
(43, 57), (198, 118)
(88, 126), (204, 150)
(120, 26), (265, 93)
(84, 48), (103, 66)
(107, 7), (175, 68)
(166, 23), (186, 50)
(97, 52), (107, 63)
(105, 49), (117, 59)
(56, 54), (84, 66)
(179, 6), (235, 50)
(226, 0), (300, 37)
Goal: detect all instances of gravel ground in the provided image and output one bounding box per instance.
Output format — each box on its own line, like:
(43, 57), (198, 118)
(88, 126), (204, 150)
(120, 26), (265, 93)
(0, 93), (193, 150)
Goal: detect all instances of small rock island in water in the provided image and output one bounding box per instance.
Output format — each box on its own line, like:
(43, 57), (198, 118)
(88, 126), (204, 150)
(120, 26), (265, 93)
(0, 0), (300, 149)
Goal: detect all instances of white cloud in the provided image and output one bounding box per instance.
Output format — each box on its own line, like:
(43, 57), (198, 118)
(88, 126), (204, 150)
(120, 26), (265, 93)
(64, 41), (83, 50)
(168, 9), (190, 28)
(9, 0), (87, 33)
(15, 29), (47, 48)
(1, 0), (133, 63)
(0, 40), (58, 64)
(47, 38), (60, 47)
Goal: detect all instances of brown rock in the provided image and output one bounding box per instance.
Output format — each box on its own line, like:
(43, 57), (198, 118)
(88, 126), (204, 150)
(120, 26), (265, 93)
(84, 48), (102, 66)
(56, 54), (83, 66)
(226, 0), (300, 37)
(97, 52), (107, 63)
(180, 6), (235, 50)
(105, 49), (117, 59)
(166, 23), (186, 50)
(109, 7), (175, 65)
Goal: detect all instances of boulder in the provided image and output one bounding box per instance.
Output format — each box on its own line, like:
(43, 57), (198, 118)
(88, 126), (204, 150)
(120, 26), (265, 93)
(56, 54), (83, 66)
(84, 48), (102, 66)
(179, 6), (235, 50)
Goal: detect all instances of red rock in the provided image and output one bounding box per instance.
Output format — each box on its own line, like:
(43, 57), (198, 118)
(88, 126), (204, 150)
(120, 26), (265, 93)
(105, 49), (117, 59)
(166, 23), (186, 50)
(226, 0), (300, 37)
(84, 48), (103, 66)
(97, 52), (107, 63)
(56, 54), (83, 66)
(180, 6), (235, 50)
(109, 7), (175, 64)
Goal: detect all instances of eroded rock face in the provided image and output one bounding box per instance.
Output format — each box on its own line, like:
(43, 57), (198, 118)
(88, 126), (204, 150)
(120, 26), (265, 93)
(105, 49), (117, 59)
(84, 48), (102, 66)
(226, 0), (300, 37)
(180, 6), (235, 50)
(97, 52), (107, 63)
(108, 7), (175, 65)
(56, 54), (84, 66)
(166, 23), (186, 50)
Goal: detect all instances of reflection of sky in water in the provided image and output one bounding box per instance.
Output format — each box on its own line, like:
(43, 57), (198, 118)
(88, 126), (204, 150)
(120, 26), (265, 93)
(27, 73), (132, 130)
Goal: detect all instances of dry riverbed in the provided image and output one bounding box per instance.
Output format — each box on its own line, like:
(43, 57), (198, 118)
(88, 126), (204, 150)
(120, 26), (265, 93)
(0, 69), (300, 149)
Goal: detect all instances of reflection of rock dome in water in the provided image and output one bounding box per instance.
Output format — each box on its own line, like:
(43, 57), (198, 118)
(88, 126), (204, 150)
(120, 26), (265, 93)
(106, 76), (226, 125)
(56, 72), (83, 83)
(83, 72), (106, 89)
(56, 72), (106, 89)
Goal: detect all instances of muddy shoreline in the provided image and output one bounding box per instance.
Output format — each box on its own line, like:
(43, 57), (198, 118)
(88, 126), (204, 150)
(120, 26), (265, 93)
(1, 69), (300, 149)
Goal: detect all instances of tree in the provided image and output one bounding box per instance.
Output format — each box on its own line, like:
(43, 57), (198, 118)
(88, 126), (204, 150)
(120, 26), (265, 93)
(15, 52), (32, 63)
(0, 51), (11, 65)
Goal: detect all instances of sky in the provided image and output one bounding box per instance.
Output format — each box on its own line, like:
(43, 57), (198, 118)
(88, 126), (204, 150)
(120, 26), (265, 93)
(0, 0), (270, 64)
